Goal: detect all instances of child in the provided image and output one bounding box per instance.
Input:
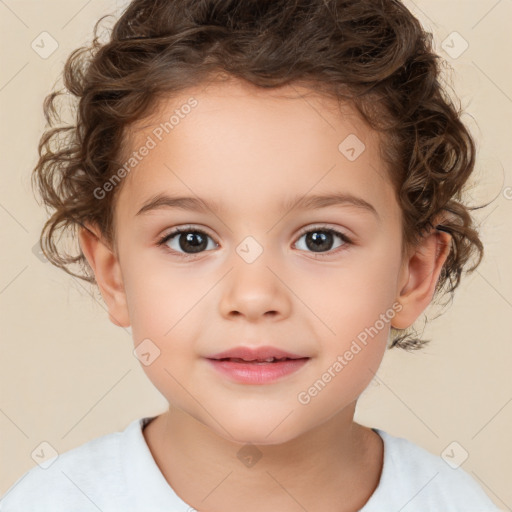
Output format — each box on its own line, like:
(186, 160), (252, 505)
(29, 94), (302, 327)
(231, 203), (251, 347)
(1, 0), (502, 510)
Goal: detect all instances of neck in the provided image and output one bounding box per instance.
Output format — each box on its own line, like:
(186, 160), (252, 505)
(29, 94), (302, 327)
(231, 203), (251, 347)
(143, 402), (383, 512)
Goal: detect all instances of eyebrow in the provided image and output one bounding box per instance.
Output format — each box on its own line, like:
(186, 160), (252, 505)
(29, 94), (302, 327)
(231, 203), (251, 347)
(135, 192), (380, 220)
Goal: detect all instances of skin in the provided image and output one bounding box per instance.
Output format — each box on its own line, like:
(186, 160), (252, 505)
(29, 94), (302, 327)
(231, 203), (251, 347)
(79, 77), (451, 512)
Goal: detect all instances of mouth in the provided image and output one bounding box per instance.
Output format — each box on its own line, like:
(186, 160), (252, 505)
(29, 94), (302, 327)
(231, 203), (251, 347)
(212, 356), (309, 364)
(207, 345), (309, 362)
(205, 353), (311, 384)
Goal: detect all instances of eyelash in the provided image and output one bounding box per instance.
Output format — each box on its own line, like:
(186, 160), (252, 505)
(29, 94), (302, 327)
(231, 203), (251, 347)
(156, 225), (353, 259)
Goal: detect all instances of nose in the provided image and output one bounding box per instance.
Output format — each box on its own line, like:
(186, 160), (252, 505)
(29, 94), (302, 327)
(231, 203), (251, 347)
(218, 255), (292, 323)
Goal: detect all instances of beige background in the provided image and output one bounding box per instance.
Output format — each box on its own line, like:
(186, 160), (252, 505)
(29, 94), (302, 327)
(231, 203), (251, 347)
(1, 0), (511, 508)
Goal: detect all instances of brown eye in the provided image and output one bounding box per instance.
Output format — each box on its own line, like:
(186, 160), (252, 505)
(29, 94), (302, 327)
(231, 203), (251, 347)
(294, 227), (352, 255)
(158, 228), (218, 256)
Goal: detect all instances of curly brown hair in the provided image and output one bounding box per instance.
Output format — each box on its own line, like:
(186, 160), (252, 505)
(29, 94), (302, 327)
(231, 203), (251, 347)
(32, 0), (486, 350)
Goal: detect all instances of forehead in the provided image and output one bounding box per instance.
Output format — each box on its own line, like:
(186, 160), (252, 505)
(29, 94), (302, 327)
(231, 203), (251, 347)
(115, 78), (396, 222)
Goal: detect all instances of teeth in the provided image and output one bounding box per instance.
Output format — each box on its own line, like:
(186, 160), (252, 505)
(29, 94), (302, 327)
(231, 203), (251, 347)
(226, 357), (288, 363)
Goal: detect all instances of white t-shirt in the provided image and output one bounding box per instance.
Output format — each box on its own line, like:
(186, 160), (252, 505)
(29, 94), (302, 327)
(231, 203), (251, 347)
(0, 416), (501, 512)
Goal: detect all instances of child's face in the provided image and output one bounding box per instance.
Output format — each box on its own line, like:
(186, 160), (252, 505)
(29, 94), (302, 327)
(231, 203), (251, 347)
(105, 79), (409, 443)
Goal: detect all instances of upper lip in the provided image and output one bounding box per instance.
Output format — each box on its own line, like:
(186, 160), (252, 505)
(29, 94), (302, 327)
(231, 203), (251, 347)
(206, 346), (309, 361)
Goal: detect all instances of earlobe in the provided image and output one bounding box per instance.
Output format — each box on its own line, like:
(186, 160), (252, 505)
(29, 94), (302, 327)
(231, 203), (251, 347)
(392, 227), (452, 330)
(78, 223), (131, 328)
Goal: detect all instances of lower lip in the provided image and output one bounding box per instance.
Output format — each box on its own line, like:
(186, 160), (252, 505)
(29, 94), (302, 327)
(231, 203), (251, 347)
(206, 358), (310, 384)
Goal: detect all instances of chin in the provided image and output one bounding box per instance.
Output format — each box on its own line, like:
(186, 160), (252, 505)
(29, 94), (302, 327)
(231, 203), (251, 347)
(209, 414), (305, 446)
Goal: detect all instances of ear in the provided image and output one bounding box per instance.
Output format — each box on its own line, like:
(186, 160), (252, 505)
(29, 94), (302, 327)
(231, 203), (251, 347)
(392, 224), (452, 330)
(78, 223), (131, 328)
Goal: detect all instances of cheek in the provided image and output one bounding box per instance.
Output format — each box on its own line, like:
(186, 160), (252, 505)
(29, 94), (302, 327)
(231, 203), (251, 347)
(296, 247), (401, 337)
(294, 250), (399, 393)
(123, 267), (201, 405)
(122, 259), (211, 392)
(297, 275), (395, 413)
(121, 252), (201, 337)
(295, 341), (384, 429)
